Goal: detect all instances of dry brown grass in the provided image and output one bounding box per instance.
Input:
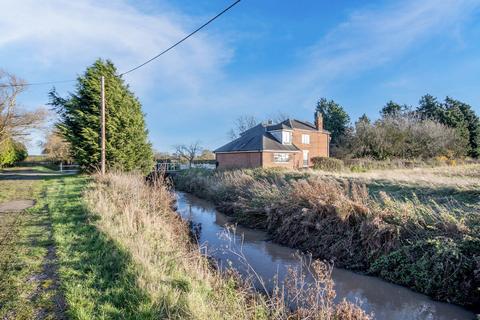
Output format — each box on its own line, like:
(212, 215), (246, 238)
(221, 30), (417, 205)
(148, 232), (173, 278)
(85, 172), (263, 319)
(174, 167), (480, 308)
(85, 172), (371, 319)
(312, 163), (480, 190)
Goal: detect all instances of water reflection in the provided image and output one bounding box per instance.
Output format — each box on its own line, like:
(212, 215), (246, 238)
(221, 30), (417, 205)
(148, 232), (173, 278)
(176, 192), (474, 320)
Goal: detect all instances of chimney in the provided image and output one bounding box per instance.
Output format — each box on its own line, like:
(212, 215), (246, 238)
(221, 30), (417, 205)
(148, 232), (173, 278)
(314, 111), (323, 130)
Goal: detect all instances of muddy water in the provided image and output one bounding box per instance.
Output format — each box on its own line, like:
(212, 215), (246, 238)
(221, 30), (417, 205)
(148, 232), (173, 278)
(176, 192), (475, 320)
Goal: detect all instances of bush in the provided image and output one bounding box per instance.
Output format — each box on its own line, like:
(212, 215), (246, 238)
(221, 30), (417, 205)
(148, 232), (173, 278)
(312, 157), (344, 171)
(13, 141), (27, 162)
(0, 139), (27, 167)
(340, 115), (469, 160)
(0, 139), (16, 167)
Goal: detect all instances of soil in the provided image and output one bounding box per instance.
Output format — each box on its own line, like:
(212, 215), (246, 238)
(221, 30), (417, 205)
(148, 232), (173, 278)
(0, 199), (36, 212)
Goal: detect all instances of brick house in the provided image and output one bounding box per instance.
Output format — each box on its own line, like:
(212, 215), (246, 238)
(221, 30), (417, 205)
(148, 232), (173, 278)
(214, 112), (330, 169)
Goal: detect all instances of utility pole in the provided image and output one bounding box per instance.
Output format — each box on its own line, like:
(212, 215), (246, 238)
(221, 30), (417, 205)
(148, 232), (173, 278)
(100, 76), (106, 175)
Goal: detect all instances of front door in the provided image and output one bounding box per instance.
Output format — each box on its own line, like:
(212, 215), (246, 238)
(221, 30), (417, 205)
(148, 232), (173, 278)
(303, 150), (309, 167)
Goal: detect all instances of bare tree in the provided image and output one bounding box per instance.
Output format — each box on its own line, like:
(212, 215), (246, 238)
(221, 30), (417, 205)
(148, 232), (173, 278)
(41, 130), (73, 163)
(0, 71), (47, 147)
(268, 111), (290, 123)
(227, 115), (258, 139)
(174, 141), (203, 168)
(227, 113), (292, 140)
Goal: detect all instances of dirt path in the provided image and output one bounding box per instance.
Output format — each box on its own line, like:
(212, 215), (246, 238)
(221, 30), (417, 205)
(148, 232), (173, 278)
(0, 199), (36, 213)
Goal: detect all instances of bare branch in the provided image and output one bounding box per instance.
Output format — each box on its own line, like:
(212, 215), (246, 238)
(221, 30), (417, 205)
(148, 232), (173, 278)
(173, 141), (203, 168)
(228, 115), (258, 139)
(0, 70), (47, 144)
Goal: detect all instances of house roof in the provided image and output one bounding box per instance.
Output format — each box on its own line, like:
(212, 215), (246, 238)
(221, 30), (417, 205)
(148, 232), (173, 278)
(267, 119), (318, 131)
(214, 123), (300, 153)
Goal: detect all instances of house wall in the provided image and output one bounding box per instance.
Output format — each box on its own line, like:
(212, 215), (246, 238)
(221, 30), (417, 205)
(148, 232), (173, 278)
(216, 152), (262, 169)
(215, 129), (330, 170)
(291, 129), (329, 166)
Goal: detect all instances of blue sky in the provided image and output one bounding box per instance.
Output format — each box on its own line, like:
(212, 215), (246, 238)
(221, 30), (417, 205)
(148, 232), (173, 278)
(1, 0), (480, 154)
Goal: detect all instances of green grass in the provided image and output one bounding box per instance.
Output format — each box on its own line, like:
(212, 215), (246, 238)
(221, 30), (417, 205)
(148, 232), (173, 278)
(47, 175), (157, 319)
(0, 167), (157, 319)
(0, 168), (56, 319)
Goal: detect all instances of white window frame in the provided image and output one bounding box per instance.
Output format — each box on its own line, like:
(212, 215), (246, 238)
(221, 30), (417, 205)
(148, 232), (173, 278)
(282, 131), (292, 145)
(273, 153), (290, 163)
(301, 134), (310, 144)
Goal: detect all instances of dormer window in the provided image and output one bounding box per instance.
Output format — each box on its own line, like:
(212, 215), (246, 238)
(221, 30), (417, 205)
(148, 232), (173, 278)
(282, 131), (292, 144)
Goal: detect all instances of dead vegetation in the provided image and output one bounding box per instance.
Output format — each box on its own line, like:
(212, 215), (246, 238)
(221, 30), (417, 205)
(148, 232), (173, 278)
(85, 171), (371, 319)
(174, 167), (480, 309)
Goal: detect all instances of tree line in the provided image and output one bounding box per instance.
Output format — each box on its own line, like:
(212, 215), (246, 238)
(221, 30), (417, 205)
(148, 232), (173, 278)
(316, 95), (480, 160)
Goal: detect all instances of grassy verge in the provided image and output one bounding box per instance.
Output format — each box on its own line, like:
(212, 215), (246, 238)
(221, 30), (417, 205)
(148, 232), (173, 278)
(0, 167), (60, 319)
(173, 166), (480, 309)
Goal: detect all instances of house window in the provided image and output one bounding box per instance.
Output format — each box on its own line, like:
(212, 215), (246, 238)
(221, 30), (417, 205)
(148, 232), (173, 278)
(282, 131), (292, 144)
(273, 153), (290, 163)
(301, 134), (310, 144)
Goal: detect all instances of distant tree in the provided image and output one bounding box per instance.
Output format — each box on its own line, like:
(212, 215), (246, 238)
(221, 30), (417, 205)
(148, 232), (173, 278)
(381, 101), (411, 118)
(41, 130), (73, 163)
(357, 113), (370, 124)
(442, 97), (480, 157)
(315, 98), (350, 145)
(228, 115), (258, 139)
(197, 149), (215, 160)
(153, 151), (172, 161)
(267, 111), (290, 123)
(0, 71), (47, 147)
(416, 94), (443, 120)
(49, 59), (154, 173)
(174, 141), (202, 168)
(350, 114), (373, 158)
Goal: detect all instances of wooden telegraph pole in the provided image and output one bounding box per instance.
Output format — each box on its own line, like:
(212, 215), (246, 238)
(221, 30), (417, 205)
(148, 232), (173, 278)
(100, 76), (106, 175)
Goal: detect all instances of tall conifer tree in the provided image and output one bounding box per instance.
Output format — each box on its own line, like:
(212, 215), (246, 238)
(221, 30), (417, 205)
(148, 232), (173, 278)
(49, 59), (153, 172)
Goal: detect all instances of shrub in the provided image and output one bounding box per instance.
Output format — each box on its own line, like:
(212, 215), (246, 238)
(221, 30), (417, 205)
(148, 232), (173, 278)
(12, 141), (27, 162)
(340, 115), (469, 160)
(312, 157), (344, 171)
(0, 138), (27, 167)
(0, 139), (16, 167)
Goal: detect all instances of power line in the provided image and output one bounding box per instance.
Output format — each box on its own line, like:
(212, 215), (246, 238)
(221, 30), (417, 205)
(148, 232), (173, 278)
(0, 0), (242, 88)
(0, 79), (75, 88)
(120, 0), (242, 76)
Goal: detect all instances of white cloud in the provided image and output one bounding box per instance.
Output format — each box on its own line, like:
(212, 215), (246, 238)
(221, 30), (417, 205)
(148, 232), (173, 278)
(0, 0), (231, 95)
(275, 0), (480, 105)
(1, 0), (478, 153)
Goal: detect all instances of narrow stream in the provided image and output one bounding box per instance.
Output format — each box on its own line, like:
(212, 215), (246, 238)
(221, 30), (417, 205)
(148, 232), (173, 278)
(176, 192), (475, 320)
